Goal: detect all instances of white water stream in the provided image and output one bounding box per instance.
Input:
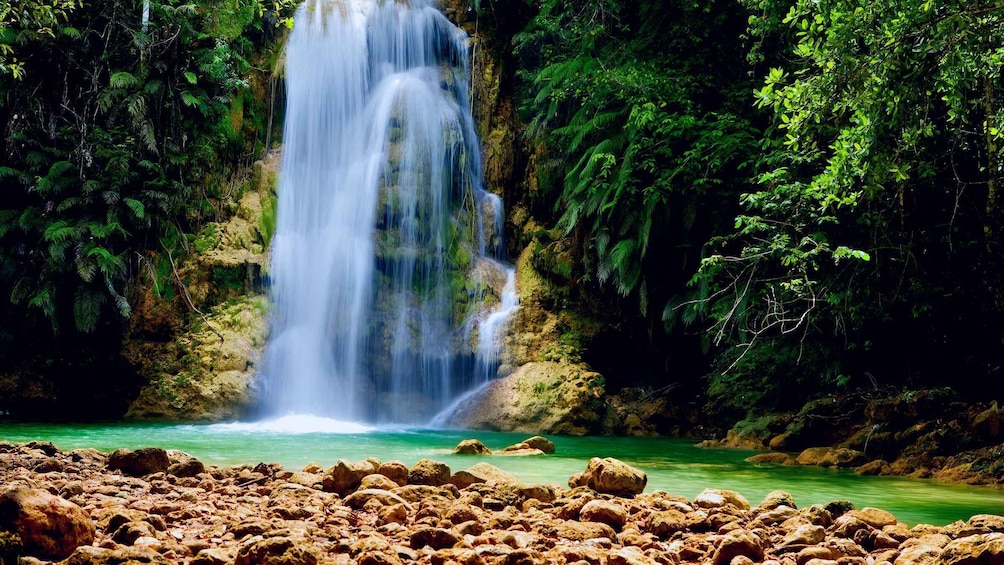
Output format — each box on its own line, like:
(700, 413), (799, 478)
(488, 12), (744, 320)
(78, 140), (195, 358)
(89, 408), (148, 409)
(258, 0), (516, 426)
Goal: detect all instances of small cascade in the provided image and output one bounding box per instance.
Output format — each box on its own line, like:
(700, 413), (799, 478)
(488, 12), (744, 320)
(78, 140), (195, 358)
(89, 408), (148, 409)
(257, 0), (517, 424)
(475, 264), (517, 377)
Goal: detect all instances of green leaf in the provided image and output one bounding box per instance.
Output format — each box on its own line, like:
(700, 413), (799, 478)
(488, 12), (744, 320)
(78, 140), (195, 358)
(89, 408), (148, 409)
(109, 71), (139, 89)
(124, 197), (145, 220)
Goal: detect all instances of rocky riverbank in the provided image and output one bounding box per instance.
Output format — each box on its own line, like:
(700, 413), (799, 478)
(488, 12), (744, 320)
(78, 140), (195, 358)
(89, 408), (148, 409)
(2, 442), (1004, 565)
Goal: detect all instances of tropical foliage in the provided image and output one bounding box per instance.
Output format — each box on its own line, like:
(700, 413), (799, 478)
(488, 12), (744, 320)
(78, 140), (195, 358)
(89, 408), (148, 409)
(509, 0), (1004, 410)
(513, 0), (760, 344)
(692, 0), (1004, 406)
(0, 0), (293, 347)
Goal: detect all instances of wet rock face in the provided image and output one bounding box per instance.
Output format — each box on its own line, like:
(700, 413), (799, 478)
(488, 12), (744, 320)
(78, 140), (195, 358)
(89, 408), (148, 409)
(0, 486), (95, 560)
(447, 361), (606, 435)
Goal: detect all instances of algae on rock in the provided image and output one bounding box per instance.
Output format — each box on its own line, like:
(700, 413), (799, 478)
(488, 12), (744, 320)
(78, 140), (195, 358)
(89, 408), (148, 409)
(447, 361), (606, 435)
(123, 153), (279, 421)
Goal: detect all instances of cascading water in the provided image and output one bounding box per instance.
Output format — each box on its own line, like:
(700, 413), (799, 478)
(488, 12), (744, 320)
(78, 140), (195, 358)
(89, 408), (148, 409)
(257, 0), (516, 426)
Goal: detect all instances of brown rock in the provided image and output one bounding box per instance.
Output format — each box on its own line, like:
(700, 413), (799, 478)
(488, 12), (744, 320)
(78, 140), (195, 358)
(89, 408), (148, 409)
(359, 473), (400, 490)
(779, 524), (825, 549)
(454, 439), (491, 455)
(694, 489), (751, 511)
(409, 459), (451, 486)
(517, 484), (557, 503)
(322, 459), (379, 495)
(377, 461), (410, 486)
(747, 452), (796, 465)
(849, 507), (897, 529)
(444, 503), (482, 525)
(111, 520), (157, 545)
(755, 505), (798, 525)
(608, 546), (658, 564)
(758, 490), (798, 511)
(966, 514), (1004, 534)
(392, 484), (458, 504)
(830, 514), (872, 538)
(192, 548), (237, 565)
(824, 537), (867, 558)
(450, 462), (518, 490)
(445, 361), (606, 435)
(575, 457), (647, 495)
(711, 529), (764, 565)
(0, 486), (95, 560)
(107, 447), (170, 476)
(796, 447), (832, 466)
(796, 447), (867, 468)
(971, 404), (1001, 440)
(941, 533), (1004, 564)
(410, 526), (460, 549)
(553, 520), (617, 542)
(579, 499), (628, 529)
(344, 488), (413, 510)
(167, 456), (206, 478)
(522, 436), (556, 454)
(61, 545), (172, 565)
(856, 460), (891, 476)
(770, 431), (802, 451)
(893, 543), (942, 564)
(234, 536), (320, 565)
(646, 509), (687, 537)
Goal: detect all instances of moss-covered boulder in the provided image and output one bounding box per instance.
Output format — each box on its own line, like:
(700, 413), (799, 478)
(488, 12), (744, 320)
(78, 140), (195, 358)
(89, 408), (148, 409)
(124, 295), (268, 421)
(446, 361), (605, 435)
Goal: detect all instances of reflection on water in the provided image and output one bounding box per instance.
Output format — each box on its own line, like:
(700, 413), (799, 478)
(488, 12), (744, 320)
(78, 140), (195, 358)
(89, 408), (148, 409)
(1, 422), (1001, 526)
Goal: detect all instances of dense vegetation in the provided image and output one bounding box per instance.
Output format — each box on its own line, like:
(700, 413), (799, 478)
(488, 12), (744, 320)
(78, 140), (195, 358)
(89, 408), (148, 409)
(502, 0), (1004, 416)
(2, 0), (1003, 423)
(0, 0), (292, 410)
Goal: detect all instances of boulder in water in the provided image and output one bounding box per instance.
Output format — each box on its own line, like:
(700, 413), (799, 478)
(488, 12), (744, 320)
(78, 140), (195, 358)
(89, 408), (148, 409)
(521, 436), (555, 453)
(454, 439), (490, 455)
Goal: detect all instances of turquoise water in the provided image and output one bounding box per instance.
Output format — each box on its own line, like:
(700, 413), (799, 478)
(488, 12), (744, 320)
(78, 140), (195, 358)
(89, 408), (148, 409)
(1, 419), (1002, 527)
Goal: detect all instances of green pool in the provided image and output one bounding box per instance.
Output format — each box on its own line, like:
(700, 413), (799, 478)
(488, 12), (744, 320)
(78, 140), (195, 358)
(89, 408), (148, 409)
(1, 416), (1001, 527)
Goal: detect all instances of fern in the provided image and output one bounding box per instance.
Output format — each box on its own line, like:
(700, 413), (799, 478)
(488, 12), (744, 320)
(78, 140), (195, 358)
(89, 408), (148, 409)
(109, 71), (138, 89)
(124, 198), (145, 220)
(76, 257), (97, 282)
(72, 289), (103, 332)
(87, 246), (126, 278)
(180, 90), (208, 114)
(27, 285), (56, 322)
(0, 208), (16, 235)
(43, 220), (77, 243)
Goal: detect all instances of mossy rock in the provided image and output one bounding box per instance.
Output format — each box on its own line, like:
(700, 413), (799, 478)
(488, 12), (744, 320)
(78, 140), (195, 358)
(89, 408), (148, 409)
(445, 361), (606, 435)
(124, 295), (268, 421)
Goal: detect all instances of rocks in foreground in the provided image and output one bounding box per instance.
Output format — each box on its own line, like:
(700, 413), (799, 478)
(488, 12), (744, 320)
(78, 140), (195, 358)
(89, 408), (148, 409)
(0, 485), (95, 560)
(1, 442), (1003, 565)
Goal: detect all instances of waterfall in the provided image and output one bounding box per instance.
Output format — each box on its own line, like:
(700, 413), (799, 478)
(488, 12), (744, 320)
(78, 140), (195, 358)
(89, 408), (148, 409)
(257, 0), (516, 425)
